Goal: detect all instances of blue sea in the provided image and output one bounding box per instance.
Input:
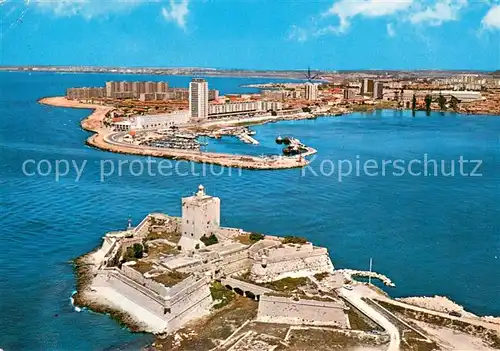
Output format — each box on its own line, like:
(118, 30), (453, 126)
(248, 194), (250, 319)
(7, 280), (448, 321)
(1, 72), (499, 350)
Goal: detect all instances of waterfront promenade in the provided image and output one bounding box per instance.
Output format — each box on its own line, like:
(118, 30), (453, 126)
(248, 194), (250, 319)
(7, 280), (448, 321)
(39, 97), (316, 170)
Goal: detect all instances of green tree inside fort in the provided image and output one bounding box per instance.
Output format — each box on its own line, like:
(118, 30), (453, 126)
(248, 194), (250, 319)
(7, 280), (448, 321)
(438, 94), (447, 111)
(122, 243), (144, 262)
(411, 94), (417, 111)
(201, 234), (218, 246)
(283, 236), (307, 244)
(249, 232), (264, 242)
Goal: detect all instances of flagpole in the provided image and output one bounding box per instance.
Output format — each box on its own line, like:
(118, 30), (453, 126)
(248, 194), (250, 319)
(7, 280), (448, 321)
(369, 257), (373, 285)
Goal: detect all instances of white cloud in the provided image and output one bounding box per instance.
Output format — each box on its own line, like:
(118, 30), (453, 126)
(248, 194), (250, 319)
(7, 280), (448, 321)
(161, 0), (189, 30)
(409, 0), (467, 26)
(323, 0), (413, 33)
(288, 0), (476, 41)
(387, 22), (396, 36)
(288, 25), (308, 42)
(482, 4), (500, 29)
(32, 0), (141, 19)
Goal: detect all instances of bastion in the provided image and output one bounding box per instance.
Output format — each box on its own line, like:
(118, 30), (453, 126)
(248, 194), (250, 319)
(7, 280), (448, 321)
(77, 185), (340, 334)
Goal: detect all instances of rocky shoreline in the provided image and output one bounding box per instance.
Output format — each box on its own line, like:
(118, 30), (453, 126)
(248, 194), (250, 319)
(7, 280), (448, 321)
(72, 250), (146, 332)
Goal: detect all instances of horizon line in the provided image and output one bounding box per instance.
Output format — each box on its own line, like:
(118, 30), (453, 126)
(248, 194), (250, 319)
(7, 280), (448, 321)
(0, 65), (498, 73)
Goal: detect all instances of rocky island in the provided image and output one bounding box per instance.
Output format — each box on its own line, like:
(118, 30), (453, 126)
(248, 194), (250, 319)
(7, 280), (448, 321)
(74, 185), (500, 351)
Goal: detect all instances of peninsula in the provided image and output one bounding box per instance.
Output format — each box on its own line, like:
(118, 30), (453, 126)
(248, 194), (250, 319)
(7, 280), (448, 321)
(39, 80), (323, 170)
(74, 185), (500, 351)
(39, 72), (500, 171)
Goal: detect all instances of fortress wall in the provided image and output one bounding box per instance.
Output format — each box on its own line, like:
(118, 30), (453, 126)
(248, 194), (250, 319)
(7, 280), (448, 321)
(134, 215), (151, 237)
(265, 243), (314, 258)
(248, 240), (280, 259)
(93, 270), (212, 332)
(251, 254), (334, 283)
(167, 274), (198, 297)
(177, 248), (250, 276)
(216, 227), (242, 240)
(167, 294), (212, 332)
(121, 264), (170, 297)
(223, 258), (253, 275)
(222, 248), (249, 265)
(100, 237), (114, 256)
(169, 276), (211, 309)
(95, 237), (118, 267)
(266, 250), (328, 263)
(95, 269), (167, 318)
(257, 295), (349, 328)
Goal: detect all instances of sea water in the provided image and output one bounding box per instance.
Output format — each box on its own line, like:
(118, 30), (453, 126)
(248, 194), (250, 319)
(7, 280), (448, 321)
(1, 72), (499, 350)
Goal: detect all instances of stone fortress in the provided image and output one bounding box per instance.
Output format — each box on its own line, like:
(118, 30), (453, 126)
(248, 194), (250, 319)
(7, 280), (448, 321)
(77, 186), (500, 350)
(84, 185), (346, 334)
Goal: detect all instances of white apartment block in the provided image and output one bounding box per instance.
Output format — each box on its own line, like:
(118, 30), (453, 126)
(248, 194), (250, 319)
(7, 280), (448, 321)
(189, 78), (209, 119)
(128, 111), (190, 130)
(305, 82), (318, 101)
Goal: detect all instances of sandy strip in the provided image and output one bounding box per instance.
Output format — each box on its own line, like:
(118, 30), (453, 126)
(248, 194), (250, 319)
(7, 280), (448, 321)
(38, 97), (315, 170)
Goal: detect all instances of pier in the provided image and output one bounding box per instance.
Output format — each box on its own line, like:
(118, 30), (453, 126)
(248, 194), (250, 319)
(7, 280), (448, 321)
(237, 133), (259, 145)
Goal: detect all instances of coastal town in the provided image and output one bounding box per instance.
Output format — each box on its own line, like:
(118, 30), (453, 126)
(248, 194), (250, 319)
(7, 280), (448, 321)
(39, 71), (500, 170)
(74, 185), (500, 351)
(3, 0), (500, 349)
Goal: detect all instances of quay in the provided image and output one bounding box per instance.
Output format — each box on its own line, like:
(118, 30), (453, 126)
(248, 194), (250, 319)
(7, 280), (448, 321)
(39, 97), (316, 170)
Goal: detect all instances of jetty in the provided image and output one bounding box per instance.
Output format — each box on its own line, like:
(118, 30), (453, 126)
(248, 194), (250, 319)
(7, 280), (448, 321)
(237, 133), (259, 145)
(337, 269), (396, 287)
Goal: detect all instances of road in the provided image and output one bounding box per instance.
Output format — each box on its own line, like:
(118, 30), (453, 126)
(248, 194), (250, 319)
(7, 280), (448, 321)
(339, 287), (401, 351)
(374, 295), (500, 332)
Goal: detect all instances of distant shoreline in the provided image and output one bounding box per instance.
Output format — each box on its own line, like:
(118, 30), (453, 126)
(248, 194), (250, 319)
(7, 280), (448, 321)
(2, 69), (309, 80)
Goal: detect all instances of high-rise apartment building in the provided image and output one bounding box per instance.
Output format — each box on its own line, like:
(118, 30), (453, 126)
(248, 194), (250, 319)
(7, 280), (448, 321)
(374, 82), (384, 99)
(145, 81), (157, 94)
(360, 79), (374, 96)
(305, 82), (318, 101)
(157, 81), (168, 93)
(343, 88), (357, 100)
(105, 81), (119, 97)
(189, 78), (209, 119)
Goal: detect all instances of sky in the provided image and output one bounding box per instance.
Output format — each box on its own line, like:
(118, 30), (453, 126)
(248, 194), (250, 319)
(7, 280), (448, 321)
(0, 0), (499, 70)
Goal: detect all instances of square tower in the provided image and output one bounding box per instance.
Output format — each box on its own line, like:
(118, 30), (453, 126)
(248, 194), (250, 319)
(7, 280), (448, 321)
(179, 185), (220, 250)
